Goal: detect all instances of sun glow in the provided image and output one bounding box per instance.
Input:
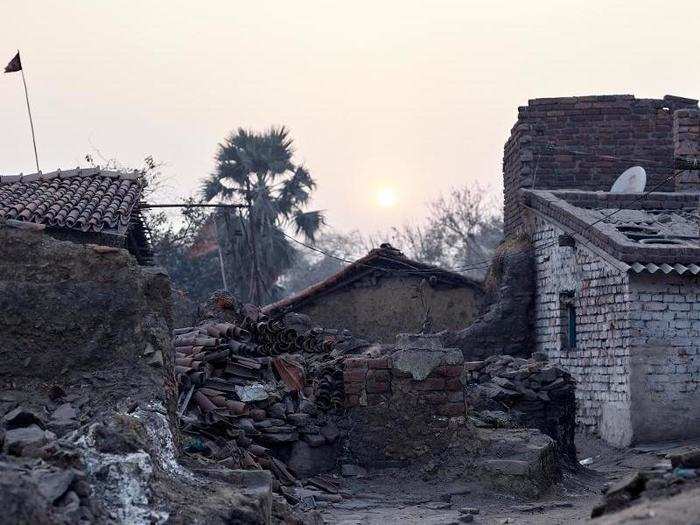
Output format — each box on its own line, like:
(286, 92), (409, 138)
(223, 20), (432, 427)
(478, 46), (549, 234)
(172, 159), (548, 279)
(376, 187), (398, 208)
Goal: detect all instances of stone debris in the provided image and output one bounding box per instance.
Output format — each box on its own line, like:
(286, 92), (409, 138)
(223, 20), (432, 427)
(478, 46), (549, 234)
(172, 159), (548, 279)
(463, 354), (577, 461)
(3, 424), (56, 456)
(591, 448), (700, 518)
(0, 405), (111, 523)
(2, 406), (46, 430)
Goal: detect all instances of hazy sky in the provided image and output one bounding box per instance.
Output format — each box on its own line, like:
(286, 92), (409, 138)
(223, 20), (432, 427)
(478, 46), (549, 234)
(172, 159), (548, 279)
(2, 1), (699, 234)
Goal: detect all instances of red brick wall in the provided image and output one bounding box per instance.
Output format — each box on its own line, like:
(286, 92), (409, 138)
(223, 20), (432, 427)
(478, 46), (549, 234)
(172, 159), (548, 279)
(504, 94), (699, 236)
(343, 356), (465, 417)
(674, 108), (700, 192)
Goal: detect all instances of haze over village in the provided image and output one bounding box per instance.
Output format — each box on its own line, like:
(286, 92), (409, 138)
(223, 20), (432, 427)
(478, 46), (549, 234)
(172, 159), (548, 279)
(1, 2), (700, 524)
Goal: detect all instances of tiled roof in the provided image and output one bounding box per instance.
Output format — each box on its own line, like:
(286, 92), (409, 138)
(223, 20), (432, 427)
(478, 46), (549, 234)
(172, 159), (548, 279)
(263, 244), (482, 314)
(0, 168), (143, 235)
(523, 189), (700, 272)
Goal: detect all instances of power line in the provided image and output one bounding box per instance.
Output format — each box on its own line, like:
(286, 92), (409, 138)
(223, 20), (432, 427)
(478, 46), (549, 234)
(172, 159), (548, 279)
(282, 166), (682, 277)
(140, 203), (248, 209)
(161, 146), (697, 278)
(278, 230), (479, 278)
(445, 164), (686, 273)
(533, 143), (671, 167)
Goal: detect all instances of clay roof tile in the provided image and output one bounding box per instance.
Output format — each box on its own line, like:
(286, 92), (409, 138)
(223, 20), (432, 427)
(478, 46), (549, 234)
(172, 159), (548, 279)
(0, 168), (143, 235)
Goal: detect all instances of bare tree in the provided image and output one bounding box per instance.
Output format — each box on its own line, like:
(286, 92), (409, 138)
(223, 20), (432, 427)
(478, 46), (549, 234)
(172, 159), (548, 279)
(281, 230), (371, 294)
(389, 184), (502, 278)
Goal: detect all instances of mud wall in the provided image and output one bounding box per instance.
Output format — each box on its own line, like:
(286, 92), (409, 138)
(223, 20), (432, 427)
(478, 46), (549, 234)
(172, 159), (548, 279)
(293, 275), (482, 343)
(443, 240), (534, 359)
(0, 223), (176, 419)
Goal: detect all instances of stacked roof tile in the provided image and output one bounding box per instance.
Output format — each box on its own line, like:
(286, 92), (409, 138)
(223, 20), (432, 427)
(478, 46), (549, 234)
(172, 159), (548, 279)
(0, 168), (142, 235)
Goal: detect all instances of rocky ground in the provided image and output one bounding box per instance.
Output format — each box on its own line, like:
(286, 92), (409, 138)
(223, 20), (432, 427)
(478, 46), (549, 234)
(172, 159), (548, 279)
(3, 369), (699, 524)
(309, 433), (700, 524)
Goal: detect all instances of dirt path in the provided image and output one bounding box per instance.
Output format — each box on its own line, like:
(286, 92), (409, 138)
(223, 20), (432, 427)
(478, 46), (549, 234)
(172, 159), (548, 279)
(318, 466), (601, 524)
(315, 435), (700, 524)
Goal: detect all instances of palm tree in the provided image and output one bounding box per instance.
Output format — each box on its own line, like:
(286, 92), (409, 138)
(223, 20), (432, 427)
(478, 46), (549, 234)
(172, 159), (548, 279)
(201, 126), (323, 304)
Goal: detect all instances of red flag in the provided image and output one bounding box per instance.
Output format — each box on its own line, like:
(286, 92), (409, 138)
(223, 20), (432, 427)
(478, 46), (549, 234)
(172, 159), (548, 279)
(4, 52), (21, 73)
(188, 217), (220, 258)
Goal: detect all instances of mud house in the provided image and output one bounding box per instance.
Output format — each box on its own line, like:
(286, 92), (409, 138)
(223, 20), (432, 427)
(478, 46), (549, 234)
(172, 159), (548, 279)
(504, 94), (700, 446)
(263, 244), (484, 343)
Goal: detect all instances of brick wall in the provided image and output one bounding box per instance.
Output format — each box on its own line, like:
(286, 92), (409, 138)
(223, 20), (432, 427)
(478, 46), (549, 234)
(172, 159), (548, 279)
(532, 216), (700, 445)
(674, 108), (700, 192)
(627, 274), (700, 442)
(504, 95), (699, 236)
(343, 356), (465, 417)
(532, 218), (634, 446)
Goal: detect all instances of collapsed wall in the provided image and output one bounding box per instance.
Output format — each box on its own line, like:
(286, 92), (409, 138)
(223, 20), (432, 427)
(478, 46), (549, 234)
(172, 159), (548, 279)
(0, 225), (286, 524)
(341, 334), (576, 497)
(442, 236), (535, 359)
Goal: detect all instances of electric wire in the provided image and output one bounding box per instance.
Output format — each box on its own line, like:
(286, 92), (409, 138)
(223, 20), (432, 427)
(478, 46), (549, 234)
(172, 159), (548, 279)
(282, 149), (690, 275)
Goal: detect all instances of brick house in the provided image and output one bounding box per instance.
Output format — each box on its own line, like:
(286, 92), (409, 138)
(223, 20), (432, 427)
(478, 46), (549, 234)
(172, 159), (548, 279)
(504, 94), (700, 445)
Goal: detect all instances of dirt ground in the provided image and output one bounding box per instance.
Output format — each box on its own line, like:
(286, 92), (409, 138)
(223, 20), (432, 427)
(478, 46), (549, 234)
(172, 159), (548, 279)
(313, 434), (700, 524)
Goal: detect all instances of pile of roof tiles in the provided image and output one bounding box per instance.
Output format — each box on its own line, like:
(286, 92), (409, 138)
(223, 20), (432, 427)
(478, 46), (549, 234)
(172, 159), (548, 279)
(173, 312), (347, 489)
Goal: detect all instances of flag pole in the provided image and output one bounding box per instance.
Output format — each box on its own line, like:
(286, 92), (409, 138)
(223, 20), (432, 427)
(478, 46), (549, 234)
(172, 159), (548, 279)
(18, 51), (39, 172)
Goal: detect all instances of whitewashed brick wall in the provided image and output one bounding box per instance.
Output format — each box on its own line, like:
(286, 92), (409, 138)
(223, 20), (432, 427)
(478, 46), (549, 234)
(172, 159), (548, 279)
(533, 218), (633, 442)
(630, 274), (700, 410)
(533, 217), (700, 445)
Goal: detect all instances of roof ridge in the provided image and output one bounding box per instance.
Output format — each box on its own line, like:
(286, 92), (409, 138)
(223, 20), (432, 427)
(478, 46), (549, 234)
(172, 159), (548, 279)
(262, 246), (482, 314)
(0, 167), (143, 185)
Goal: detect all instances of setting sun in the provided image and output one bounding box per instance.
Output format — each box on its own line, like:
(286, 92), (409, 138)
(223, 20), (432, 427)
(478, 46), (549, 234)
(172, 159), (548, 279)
(376, 187), (398, 208)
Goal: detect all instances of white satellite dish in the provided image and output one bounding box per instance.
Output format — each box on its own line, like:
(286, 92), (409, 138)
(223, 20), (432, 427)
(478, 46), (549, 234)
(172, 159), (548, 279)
(610, 166), (646, 193)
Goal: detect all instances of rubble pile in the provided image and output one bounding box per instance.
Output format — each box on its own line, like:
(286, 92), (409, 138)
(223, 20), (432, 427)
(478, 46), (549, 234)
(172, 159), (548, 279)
(592, 447), (700, 518)
(173, 311), (350, 492)
(0, 406), (112, 523)
(463, 354), (577, 461)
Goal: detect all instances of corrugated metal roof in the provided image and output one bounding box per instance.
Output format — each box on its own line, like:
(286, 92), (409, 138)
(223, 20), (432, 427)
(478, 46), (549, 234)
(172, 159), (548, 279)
(629, 262), (700, 275)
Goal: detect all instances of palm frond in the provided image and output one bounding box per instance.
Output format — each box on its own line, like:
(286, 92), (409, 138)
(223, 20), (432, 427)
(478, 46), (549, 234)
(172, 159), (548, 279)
(200, 173), (223, 202)
(293, 210), (325, 241)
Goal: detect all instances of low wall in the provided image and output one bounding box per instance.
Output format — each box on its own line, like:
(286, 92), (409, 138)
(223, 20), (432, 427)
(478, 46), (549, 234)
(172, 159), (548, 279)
(344, 356), (465, 417)
(341, 337), (467, 465)
(342, 343), (576, 464)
